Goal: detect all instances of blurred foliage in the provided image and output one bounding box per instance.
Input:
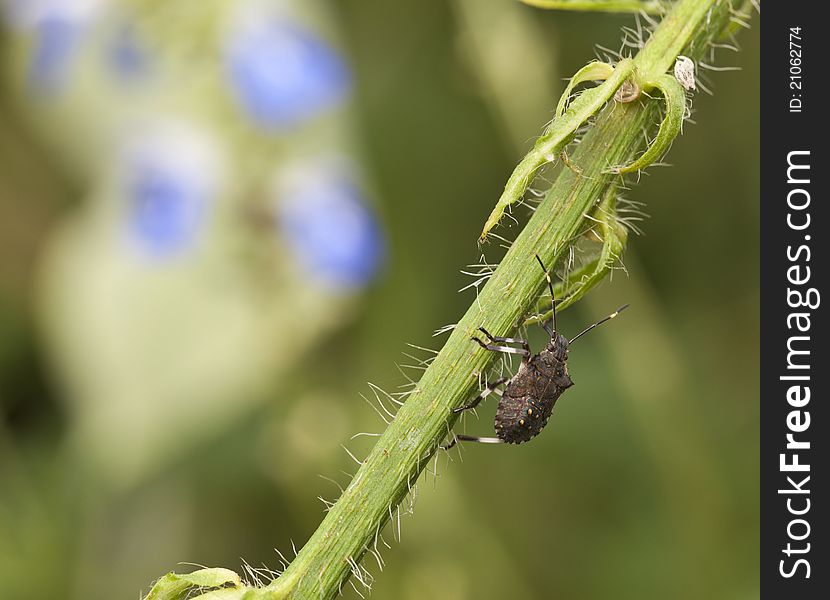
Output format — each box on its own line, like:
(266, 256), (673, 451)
(1, 1), (757, 599)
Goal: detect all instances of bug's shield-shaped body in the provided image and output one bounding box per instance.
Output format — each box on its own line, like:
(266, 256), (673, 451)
(495, 333), (573, 444)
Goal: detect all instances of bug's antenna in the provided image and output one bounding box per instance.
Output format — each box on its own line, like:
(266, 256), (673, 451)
(534, 254), (556, 335)
(569, 304), (629, 344)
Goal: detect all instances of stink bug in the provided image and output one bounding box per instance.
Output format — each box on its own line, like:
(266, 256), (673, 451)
(443, 255), (627, 449)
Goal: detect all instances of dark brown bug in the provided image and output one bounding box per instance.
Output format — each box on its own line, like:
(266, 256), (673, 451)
(443, 255), (627, 449)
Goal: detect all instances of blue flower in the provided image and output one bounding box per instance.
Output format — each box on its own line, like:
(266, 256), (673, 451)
(127, 165), (208, 257)
(223, 19), (351, 130)
(108, 23), (149, 81)
(121, 124), (221, 258)
(277, 168), (384, 288)
(28, 16), (81, 94)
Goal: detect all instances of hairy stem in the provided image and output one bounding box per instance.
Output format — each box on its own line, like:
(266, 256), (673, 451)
(268, 1), (748, 598)
(145, 1), (752, 598)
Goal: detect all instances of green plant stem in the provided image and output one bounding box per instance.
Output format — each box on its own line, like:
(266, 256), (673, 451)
(520, 0), (666, 13)
(254, 1), (748, 598)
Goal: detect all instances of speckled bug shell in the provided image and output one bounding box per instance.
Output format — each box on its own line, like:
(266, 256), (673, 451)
(494, 332), (573, 444)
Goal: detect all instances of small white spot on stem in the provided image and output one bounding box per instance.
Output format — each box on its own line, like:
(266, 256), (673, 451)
(674, 56), (696, 92)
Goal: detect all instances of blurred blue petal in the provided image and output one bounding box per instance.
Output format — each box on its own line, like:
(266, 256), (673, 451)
(121, 125), (220, 258)
(28, 17), (81, 94)
(224, 19), (351, 129)
(277, 169), (384, 288)
(108, 23), (149, 80)
(127, 166), (207, 256)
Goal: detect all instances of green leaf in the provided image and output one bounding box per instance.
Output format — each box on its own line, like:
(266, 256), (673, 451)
(555, 61), (615, 118)
(479, 58), (634, 242)
(614, 73), (686, 173)
(144, 568), (242, 600)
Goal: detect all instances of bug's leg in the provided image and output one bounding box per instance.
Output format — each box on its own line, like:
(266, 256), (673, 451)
(478, 327), (530, 351)
(471, 336), (531, 360)
(441, 435), (505, 450)
(440, 437), (458, 451)
(452, 377), (508, 414)
(473, 328), (531, 361)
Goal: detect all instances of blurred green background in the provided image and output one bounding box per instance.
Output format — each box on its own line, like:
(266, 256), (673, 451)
(1, 1), (758, 599)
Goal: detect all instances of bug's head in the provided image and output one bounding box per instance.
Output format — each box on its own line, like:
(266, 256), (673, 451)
(544, 331), (570, 361)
